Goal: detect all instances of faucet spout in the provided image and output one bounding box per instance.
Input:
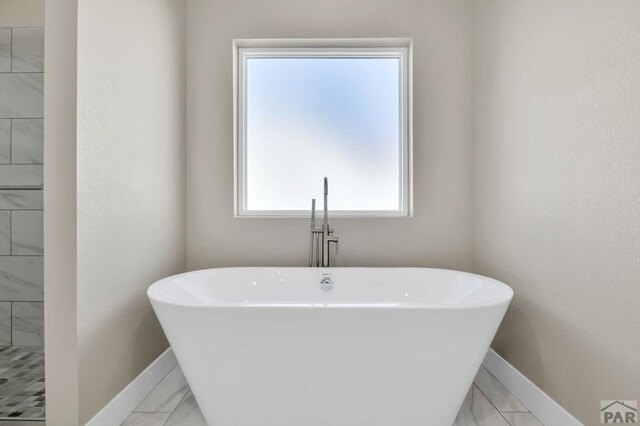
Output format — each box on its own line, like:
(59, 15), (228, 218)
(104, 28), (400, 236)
(309, 198), (317, 267)
(323, 177), (328, 226)
(309, 177), (339, 267)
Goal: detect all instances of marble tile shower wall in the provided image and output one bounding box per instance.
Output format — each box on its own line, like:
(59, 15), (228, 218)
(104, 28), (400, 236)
(0, 27), (44, 347)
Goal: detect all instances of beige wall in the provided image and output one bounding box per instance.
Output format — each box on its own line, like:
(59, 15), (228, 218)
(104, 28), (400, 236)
(0, 0), (44, 27)
(472, 1), (640, 424)
(42, 0), (640, 423)
(44, 0), (79, 424)
(186, 0), (473, 271)
(74, 0), (186, 423)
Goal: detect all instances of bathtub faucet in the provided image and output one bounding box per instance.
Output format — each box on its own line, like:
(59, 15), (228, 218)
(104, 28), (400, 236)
(309, 177), (339, 267)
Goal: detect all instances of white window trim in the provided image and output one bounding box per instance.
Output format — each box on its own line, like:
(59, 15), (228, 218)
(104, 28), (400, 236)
(233, 38), (413, 218)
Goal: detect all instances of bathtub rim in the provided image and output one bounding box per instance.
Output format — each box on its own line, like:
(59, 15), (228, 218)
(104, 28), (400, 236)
(147, 267), (514, 310)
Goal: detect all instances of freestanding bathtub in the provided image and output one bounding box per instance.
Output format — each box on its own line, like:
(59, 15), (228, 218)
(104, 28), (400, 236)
(148, 268), (513, 426)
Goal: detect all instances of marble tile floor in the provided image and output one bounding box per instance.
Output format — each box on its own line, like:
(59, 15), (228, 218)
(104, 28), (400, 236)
(122, 364), (543, 426)
(0, 346), (45, 421)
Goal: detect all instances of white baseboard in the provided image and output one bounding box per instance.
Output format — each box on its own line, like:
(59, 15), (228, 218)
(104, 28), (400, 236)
(482, 349), (582, 426)
(85, 348), (177, 426)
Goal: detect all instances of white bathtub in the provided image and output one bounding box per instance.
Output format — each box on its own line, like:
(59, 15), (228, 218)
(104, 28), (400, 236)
(148, 267), (513, 426)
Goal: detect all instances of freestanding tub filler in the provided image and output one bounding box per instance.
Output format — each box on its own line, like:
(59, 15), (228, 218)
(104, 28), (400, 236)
(148, 267), (513, 426)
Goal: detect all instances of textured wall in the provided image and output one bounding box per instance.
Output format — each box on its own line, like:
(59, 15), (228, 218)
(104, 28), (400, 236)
(76, 1), (186, 423)
(472, 1), (640, 424)
(186, 0), (473, 271)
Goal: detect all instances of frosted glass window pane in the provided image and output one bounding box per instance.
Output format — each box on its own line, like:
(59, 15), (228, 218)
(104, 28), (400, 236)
(245, 56), (401, 212)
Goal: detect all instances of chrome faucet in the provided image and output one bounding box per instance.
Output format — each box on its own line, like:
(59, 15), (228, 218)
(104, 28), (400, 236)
(309, 177), (339, 267)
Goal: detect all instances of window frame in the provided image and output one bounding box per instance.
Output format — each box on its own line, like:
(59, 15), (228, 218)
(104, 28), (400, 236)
(233, 38), (413, 218)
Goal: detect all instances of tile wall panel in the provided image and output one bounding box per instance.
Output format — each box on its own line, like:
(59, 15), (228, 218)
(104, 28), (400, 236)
(0, 211), (9, 255)
(0, 31), (9, 74)
(10, 210), (43, 255)
(0, 28), (43, 347)
(0, 74), (44, 118)
(0, 165), (42, 186)
(0, 120), (9, 164)
(0, 29), (10, 45)
(0, 302), (10, 346)
(0, 45), (9, 73)
(11, 301), (43, 346)
(0, 257), (44, 301)
(0, 189), (42, 210)
(11, 119), (43, 164)
(11, 28), (44, 73)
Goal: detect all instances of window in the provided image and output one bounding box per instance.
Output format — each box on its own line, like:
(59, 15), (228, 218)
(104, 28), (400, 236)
(234, 39), (412, 217)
